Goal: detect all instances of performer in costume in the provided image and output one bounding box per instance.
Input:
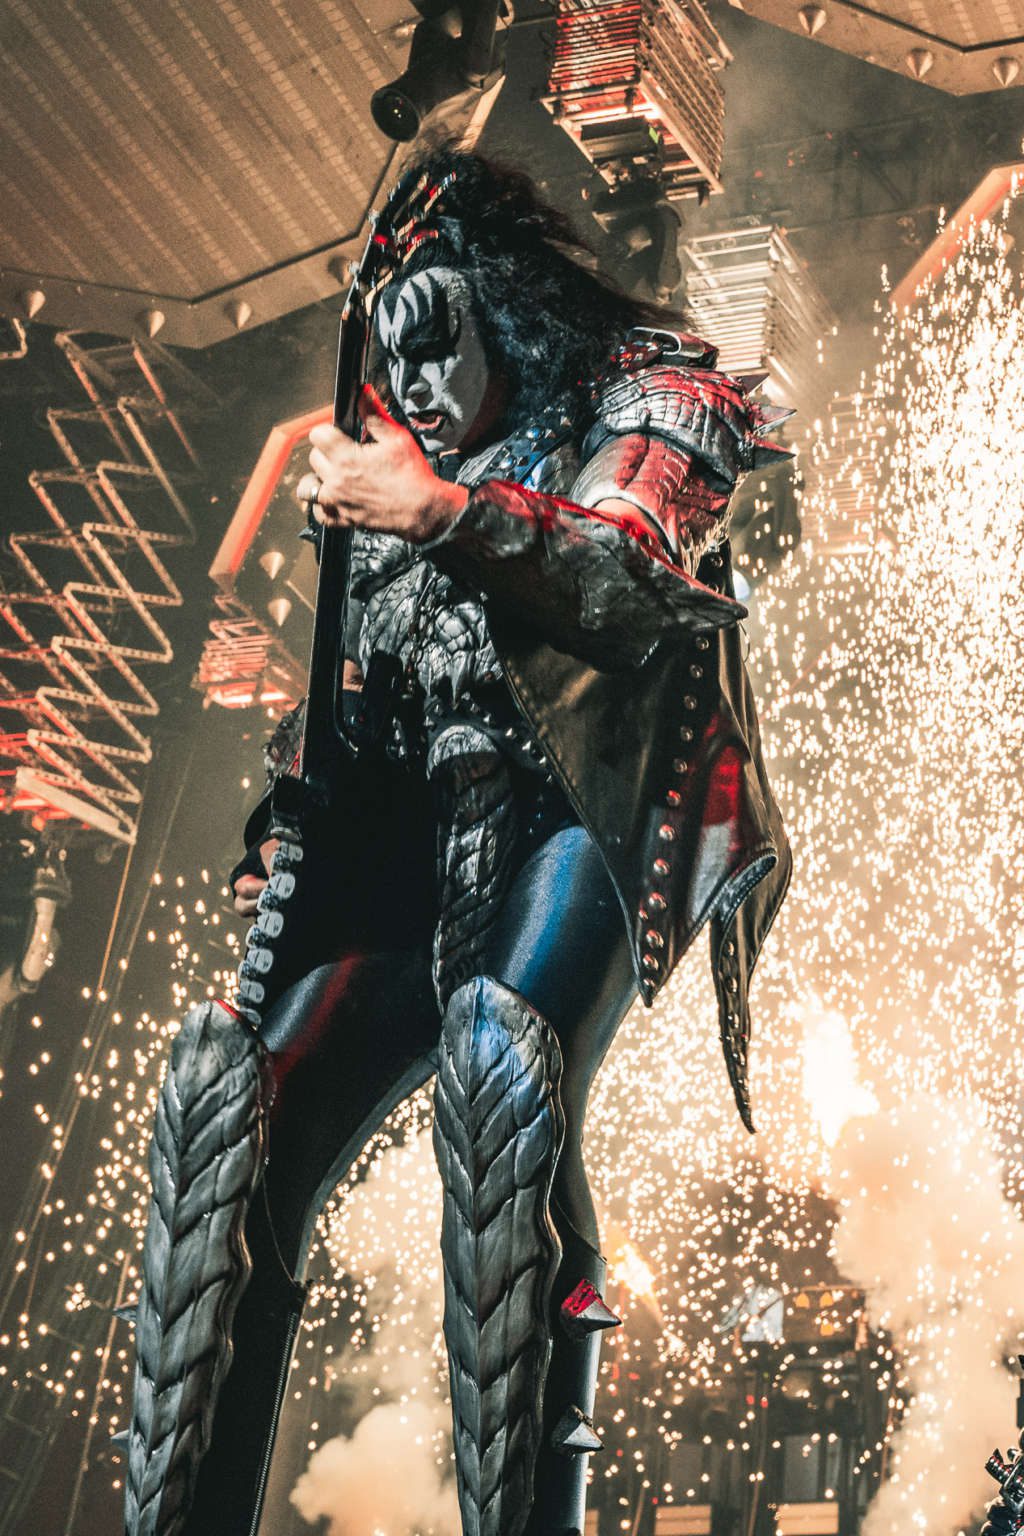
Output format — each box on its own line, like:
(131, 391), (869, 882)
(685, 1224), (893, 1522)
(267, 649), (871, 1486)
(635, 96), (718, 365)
(123, 149), (792, 1536)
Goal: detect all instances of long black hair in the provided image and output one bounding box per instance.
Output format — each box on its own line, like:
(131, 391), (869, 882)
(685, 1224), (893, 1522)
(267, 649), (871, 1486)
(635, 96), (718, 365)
(374, 147), (684, 427)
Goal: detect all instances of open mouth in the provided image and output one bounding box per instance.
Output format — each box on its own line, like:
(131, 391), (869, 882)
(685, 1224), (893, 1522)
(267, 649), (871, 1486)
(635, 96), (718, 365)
(408, 410), (446, 435)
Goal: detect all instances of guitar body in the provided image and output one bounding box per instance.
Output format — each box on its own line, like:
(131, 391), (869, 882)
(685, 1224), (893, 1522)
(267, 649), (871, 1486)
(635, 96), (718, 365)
(237, 740), (436, 1018)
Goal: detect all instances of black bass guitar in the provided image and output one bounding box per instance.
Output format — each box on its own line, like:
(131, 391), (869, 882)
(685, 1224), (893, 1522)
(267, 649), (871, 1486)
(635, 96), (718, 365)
(234, 168), (440, 1027)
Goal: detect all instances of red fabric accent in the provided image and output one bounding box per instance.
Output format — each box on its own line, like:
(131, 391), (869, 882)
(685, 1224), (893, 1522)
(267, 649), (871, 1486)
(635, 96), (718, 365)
(268, 954), (364, 1098)
(703, 743), (744, 828)
(562, 1279), (601, 1319)
(484, 481), (702, 581)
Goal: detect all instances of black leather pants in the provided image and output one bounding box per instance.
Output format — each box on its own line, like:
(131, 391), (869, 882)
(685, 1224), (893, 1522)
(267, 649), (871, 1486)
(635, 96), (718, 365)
(183, 822), (636, 1536)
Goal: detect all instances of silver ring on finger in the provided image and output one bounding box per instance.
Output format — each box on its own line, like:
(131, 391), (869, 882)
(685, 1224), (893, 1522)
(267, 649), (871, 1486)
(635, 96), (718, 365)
(306, 475), (322, 510)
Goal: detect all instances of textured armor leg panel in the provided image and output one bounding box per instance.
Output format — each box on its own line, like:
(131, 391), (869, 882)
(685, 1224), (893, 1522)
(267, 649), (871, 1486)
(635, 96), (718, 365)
(433, 976), (566, 1536)
(125, 1000), (269, 1536)
(430, 726), (517, 1010)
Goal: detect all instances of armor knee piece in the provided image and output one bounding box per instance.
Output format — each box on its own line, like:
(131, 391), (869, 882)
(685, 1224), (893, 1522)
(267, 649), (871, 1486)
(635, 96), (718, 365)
(124, 999), (270, 1536)
(433, 975), (566, 1536)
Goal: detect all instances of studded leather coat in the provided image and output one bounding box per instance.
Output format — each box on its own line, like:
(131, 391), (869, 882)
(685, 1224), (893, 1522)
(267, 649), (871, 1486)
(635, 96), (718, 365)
(418, 334), (793, 1132)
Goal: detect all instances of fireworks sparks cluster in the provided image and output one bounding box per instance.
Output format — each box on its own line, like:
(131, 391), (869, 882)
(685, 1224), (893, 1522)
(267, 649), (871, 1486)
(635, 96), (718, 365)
(3, 189), (1024, 1534)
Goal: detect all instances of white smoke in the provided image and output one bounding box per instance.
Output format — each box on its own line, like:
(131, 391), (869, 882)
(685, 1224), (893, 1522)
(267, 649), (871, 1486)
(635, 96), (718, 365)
(291, 1125), (457, 1535)
(291, 1399), (458, 1536)
(828, 1094), (1024, 1536)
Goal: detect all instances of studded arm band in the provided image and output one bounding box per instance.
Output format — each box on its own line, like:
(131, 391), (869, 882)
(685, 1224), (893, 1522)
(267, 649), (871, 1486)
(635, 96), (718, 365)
(424, 478), (745, 669)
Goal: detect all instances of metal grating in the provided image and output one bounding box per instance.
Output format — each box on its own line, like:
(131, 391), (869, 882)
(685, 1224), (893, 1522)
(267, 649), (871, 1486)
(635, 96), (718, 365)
(818, 0), (1024, 49)
(683, 224), (835, 420)
(543, 0), (728, 200)
(0, 0), (413, 295)
(0, 0), (515, 342)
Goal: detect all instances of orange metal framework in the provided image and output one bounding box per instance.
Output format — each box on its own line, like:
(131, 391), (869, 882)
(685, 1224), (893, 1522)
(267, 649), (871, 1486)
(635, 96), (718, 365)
(0, 334), (205, 842)
(197, 403), (330, 711)
(208, 404), (332, 590)
(890, 161), (1024, 309)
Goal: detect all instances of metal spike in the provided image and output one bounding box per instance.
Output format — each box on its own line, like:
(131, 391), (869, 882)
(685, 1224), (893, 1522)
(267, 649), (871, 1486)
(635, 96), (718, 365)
(752, 440), (796, 468)
(259, 549), (286, 581)
(137, 307), (166, 339)
(110, 1429), (130, 1459)
(754, 404), (796, 434)
(799, 5), (827, 36)
(560, 1278), (622, 1340)
(993, 56), (1020, 88)
(18, 288), (47, 320)
(736, 371), (769, 394)
(226, 298), (253, 330)
(906, 47), (934, 81)
(551, 1405), (603, 1456)
(113, 1302), (138, 1328)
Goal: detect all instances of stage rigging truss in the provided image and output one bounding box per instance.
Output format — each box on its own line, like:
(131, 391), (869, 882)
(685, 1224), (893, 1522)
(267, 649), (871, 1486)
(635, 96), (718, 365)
(683, 223), (835, 422)
(542, 0), (729, 202)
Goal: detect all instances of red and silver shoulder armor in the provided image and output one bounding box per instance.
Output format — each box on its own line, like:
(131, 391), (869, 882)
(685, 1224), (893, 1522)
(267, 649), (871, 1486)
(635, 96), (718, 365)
(587, 327), (795, 486)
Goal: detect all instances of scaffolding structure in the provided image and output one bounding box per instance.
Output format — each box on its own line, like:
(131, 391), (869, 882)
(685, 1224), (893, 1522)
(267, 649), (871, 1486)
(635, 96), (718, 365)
(543, 0), (729, 202)
(0, 333), (209, 844)
(195, 590), (305, 712)
(683, 224), (835, 421)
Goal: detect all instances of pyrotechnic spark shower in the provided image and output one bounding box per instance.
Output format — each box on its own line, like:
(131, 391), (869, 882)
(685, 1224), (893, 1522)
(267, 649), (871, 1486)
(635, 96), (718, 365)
(3, 188), (1024, 1534)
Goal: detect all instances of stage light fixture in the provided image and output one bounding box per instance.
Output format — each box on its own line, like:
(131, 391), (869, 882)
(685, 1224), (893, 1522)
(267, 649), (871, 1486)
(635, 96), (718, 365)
(371, 2), (507, 143)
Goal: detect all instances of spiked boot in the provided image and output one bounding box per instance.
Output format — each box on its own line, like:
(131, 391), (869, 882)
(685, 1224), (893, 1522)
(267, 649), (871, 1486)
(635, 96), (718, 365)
(524, 1211), (621, 1536)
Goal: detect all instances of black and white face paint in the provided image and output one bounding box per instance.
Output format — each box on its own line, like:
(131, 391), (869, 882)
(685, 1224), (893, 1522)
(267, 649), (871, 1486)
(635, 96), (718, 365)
(374, 266), (493, 454)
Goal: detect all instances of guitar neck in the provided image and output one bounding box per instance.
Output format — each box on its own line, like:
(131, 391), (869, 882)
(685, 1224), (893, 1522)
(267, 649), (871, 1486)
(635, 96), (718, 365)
(298, 293), (368, 789)
(299, 521), (351, 791)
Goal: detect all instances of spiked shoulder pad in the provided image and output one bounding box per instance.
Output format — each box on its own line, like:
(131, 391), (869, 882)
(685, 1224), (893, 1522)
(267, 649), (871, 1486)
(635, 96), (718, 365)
(589, 345), (794, 485)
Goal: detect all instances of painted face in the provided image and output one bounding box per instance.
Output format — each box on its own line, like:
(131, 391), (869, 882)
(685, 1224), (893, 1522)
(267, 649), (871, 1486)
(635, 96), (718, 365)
(374, 266), (493, 454)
